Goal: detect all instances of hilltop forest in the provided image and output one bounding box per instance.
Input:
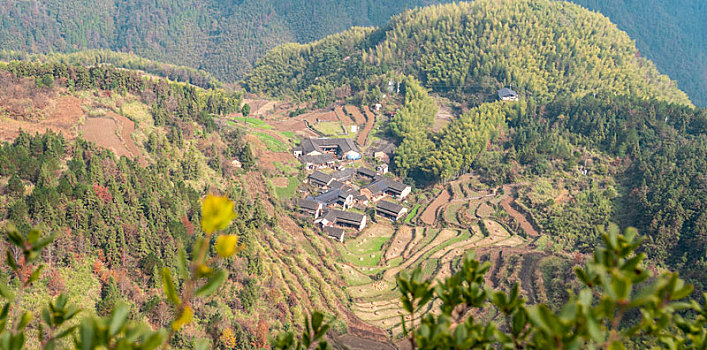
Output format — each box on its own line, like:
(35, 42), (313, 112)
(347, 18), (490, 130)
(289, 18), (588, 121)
(0, 0), (705, 105)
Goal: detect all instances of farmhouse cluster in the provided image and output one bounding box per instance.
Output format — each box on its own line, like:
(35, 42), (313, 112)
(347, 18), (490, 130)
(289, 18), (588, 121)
(293, 137), (411, 243)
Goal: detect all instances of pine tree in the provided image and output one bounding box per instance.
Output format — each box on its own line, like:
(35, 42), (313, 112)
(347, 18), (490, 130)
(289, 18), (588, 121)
(7, 174), (24, 197)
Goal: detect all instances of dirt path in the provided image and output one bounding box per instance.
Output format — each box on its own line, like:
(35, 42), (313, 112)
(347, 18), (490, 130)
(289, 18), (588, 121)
(500, 197), (539, 237)
(420, 188), (451, 225)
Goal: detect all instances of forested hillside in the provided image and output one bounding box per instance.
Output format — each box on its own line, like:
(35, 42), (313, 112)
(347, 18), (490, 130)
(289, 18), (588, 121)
(0, 50), (220, 89)
(1, 1), (706, 348)
(1, 0), (704, 105)
(0, 63), (368, 348)
(0, 0), (447, 82)
(245, 0), (691, 106)
(569, 0), (707, 106)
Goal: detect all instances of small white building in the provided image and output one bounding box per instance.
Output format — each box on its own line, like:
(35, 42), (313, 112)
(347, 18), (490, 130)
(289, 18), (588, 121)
(377, 164), (389, 174)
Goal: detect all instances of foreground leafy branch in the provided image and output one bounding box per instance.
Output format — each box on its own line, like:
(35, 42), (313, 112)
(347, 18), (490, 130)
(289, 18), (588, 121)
(396, 225), (706, 349)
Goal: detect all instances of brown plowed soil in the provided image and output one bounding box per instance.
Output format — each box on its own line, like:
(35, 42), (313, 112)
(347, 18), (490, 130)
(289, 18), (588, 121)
(384, 229), (458, 279)
(420, 188), (451, 225)
(0, 95), (83, 142)
(270, 119), (318, 137)
(500, 197), (539, 237)
(385, 226), (413, 261)
(81, 111), (145, 164)
(335, 106), (354, 126)
(82, 117), (129, 156)
(112, 111), (144, 164)
(357, 106), (375, 146)
(344, 105), (366, 124)
(302, 110), (338, 124)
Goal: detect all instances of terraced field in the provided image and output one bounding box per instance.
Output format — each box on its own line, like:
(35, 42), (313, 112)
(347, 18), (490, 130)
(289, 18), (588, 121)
(333, 174), (553, 337)
(224, 101), (558, 345)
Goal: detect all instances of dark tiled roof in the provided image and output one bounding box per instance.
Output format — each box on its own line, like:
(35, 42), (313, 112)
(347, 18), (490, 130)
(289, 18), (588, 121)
(299, 138), (359, 155)
(323, 209), (365, 224)
(329, 180), (345, 189)
(324, 226), (345, 240)
(365, 177), (410, 195)
(377, 200), (405, 215)
(302, 153), (335, 165)
(300, 138), (319, 154)
(314, 189), (343, 205)
(357, 167), (377, 178)
(309, 171), (333, 185)
(365, 180), (388, 195)
(498, 88), (518, 98)
(373, 142), (396, 155)
(355, 194), (368, 202)
(332, 167), (356, 181)
(298, 198), (321, 211)
(385, 179), (409, 193)
(317, 138), (357, 154)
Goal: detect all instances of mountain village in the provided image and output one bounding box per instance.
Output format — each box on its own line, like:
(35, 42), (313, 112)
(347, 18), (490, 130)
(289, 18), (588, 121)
(292, 137), (411, 243)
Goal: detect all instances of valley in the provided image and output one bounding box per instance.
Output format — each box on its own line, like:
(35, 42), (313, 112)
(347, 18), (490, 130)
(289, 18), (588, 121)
(0, 0), (705, 348)
(220, 95), (588, 347)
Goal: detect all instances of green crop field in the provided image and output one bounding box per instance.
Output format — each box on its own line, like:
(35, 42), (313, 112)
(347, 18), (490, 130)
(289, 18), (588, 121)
(405, 204), (421, 223)
(275, 176), (298, 199)
(279, 130), (296, 139)
(232, 116), (274, 129)
(340, 264), (374, 286)
(256, 132), (289, 152)
(341, 234), (390, 267)
(445, 203), (463, 225)
(313, 121), (346, 136)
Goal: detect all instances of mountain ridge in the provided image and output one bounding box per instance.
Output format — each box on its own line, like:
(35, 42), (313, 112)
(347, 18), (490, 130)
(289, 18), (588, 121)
(245, 0), (691, 107)
(1, 0), (704, 105)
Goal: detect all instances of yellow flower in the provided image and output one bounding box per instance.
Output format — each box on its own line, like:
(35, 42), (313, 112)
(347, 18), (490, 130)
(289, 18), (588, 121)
(171, 305), (193, 331)
(216, 234), (240, 258)
(201, 194), (237, 234)
(197, 263), (213, 276)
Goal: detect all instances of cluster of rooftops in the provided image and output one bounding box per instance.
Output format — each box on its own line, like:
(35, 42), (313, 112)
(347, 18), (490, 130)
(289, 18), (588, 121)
(292, 136), (411, 242)
(295, 166), (411, 243)
(293, 137), (362, 169)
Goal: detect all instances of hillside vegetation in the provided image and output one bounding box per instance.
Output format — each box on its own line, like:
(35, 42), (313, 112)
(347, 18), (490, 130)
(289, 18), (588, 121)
(0, 63), (367, 348)
(245, 0), (691, 107)
(1, 0), (704, 105)
(570, 0), (707, 106)
(0, 0), (448, 82)
(0, 50), (220, 89)
(247, 0), (707, 309)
